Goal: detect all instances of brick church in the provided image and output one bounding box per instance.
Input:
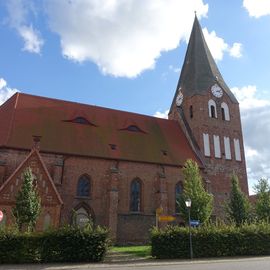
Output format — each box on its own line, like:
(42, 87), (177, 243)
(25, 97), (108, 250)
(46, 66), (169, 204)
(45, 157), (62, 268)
(0, 16), (248, 243)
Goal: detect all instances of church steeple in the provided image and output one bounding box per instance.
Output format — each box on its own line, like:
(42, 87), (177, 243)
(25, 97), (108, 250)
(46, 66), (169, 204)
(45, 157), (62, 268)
(170, 16), (237, 113)
(168, 15), (249, 217)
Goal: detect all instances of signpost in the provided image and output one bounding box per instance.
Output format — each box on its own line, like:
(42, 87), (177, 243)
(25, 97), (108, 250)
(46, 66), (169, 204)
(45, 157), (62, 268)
(156, 207), (175, 228)
(0, 210), (3, 222)
(158, 215), (176, 222)
(155, 207), (163, 228)
(190, 220), (200, 227)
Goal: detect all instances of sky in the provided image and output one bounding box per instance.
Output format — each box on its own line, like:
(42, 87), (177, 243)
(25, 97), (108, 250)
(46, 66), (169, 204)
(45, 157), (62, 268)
(1, 0), (270, 194)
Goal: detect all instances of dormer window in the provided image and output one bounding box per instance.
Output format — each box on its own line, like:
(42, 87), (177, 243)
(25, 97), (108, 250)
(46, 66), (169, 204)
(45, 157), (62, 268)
(109, 144), (117, 150)
(161, 150), (168, 156)
(73, 117), (90, 124)
(127, 125), (141, 132)
(120, 125), (145, 133)
(63, 116), (96, 126)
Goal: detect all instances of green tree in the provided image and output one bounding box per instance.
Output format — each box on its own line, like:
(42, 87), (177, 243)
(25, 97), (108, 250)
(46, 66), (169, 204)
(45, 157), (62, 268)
(12, 167), (41, 232)
(178, 159), (213, 223)
(226, 173), (251, 226)
(254, 178), (270, 221)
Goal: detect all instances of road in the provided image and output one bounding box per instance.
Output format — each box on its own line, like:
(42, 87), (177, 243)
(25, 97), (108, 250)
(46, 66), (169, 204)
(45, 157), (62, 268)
(1, 257), (270, 270)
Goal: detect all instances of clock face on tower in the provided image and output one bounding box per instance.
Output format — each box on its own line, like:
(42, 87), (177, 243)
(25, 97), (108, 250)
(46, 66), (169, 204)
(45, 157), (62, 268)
(211, 83), (223, 98)
(176, 91), (183, 106)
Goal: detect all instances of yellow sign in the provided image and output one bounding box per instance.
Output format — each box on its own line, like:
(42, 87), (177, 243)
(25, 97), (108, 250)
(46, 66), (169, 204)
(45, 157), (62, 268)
(158, 215), (176, 222)
(156, 207), (163, 215)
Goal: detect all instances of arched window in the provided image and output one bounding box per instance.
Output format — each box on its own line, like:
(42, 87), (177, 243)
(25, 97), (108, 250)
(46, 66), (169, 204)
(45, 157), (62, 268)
(43, 213), (51, 230)
(221, 102), (230, 121)
(189, 105), (193, 118)
(130, 179), (142, 212)
(208, 99), (217, 118)
(175, 182), (183, 213)
(77, 175), (91, 197)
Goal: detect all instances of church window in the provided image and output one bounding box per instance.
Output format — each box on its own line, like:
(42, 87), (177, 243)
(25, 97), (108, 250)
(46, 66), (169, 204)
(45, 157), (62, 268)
(175, 182), (183, 213)
(224, 137), (231, 160)
(221, 108), (225, 120)
(130, 178), (142, 212)
(203, 133), (210, 157)
(208, 100), (217, 118)
(77, 175), (91, 197)
(189, 105), (193, 118)
(234, 139), (241, 161)
(213, 135), (221, 158)
(221, 102), (230, 121)
(43, 213), (51, 230)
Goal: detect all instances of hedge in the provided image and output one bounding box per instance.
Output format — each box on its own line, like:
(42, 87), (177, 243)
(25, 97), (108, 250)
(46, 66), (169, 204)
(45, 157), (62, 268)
(0, 226), (109, 263)
(151, 223), (270, 259)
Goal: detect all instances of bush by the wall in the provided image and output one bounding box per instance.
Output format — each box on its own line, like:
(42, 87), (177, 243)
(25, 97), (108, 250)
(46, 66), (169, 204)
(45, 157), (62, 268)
(40, 226), (109, 262)
(151, 223), (270, 259)
(0, 226), (109, 263)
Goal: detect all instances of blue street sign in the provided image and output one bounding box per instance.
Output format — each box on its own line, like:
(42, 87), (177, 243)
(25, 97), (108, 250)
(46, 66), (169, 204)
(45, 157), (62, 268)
(190, 220), (200, 227)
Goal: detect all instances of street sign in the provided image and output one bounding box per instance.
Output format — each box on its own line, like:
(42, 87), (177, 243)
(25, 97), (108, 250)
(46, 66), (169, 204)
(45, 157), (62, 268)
(158, 215), (176, 222)
(190, 220), (200, 226)
(0, 210), (3, 222)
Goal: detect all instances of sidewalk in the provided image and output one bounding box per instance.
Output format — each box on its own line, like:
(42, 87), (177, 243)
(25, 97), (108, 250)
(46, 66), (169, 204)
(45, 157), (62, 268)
(1, 256), (270, 270)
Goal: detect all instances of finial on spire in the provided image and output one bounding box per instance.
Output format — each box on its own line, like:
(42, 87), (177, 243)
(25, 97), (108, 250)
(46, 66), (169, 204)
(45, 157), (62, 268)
(194, 10), (197, 17)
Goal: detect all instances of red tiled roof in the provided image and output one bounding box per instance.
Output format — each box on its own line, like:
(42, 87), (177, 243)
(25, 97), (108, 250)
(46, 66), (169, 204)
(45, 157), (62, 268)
(0, 93), (201, 166)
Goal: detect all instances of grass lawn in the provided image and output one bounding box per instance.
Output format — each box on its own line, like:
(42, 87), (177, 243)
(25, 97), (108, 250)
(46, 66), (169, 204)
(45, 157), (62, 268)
(110, 245), (151, 258)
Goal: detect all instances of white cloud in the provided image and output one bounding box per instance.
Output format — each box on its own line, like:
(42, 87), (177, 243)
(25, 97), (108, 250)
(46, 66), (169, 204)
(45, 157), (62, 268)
(169, 65), (181, 73)
(232, 85), (270, 191)
(5, 0), (44, 54)
(231, 85), (270, 110)
(19, 25), (44, 54)
(154, 109), (169, 119)
(229, 43), (243, 58)
(202, 28), (243, 61)
(45, 0), (208, 77)
(0, 78), (18, 105)
(243, 0), (270, 18)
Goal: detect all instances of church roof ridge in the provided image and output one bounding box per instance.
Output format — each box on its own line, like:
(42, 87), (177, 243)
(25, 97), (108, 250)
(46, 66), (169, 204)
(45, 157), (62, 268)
(10, 92), (170, 123)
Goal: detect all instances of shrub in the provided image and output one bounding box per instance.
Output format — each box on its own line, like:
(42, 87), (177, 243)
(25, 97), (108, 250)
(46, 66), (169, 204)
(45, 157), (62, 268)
(151, 223), (270, 259)
(0, 225), (109, 263)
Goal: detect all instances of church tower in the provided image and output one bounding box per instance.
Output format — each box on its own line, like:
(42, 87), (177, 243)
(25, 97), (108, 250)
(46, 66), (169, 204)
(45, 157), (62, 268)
(169, 16), (249, 216)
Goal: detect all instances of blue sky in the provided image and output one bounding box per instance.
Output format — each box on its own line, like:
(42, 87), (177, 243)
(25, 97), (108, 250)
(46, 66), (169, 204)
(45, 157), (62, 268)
(1, 0), (270, 193)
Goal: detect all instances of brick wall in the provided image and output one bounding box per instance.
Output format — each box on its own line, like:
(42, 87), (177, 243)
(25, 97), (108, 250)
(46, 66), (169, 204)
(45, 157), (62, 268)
(0, 148), (185, 242)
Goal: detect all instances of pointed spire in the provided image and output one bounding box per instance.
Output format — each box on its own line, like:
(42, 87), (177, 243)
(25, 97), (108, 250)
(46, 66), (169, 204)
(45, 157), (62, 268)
(171, 15), (238, 110)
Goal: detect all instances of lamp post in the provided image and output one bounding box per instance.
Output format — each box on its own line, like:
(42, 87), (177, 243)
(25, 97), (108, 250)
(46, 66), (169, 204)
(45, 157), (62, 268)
(185, 198), (193, 259)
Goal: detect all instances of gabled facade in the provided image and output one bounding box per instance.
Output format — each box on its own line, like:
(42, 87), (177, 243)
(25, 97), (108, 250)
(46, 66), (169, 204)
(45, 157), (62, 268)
(0, 147), (63, 230)
(0, 16), (249, 241)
